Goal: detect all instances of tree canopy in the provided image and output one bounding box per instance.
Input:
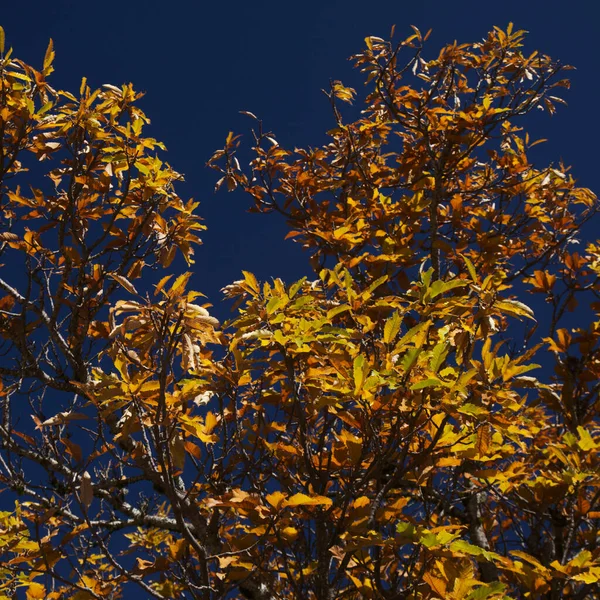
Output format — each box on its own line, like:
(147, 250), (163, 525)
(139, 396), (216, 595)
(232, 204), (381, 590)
(0, 23), (599, 600)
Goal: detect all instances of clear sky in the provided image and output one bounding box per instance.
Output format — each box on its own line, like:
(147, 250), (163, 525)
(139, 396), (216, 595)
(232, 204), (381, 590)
(2, 0), (598, 319)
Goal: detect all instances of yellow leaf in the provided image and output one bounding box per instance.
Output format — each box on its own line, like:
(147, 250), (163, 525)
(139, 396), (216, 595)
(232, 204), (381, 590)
(281, 526), (299, 541)
(26, 583), (46, 600)
(266, 491), (286, 509)
(204, 411), (218, 434)
(43, 38), (55, 73)
(494, 299), (536, 321)
(179, 415), (218, 444)
(170, 272), (192, 297)
(218, 555), (239, 569)
(332, 81), (356, 104)
(353, 355), (369, 395)
(571, 569), (600, 584)
(383, 311), (402, 344)
(423, 571), (447, 597)
(461, 253), (478, 283)
(510, 550), (549, 573)
(170, 433), (186, 469)
(577, 426), (597, 451)
(353, 496), (370, 508)
(154, 274), (173, 296)
(284, 493), (333, 508)
(396, 320), (431, 350)
(242, 270), (260, 295)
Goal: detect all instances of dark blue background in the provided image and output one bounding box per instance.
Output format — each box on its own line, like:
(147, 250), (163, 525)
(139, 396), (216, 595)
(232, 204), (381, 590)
(1, 0), (598, 317)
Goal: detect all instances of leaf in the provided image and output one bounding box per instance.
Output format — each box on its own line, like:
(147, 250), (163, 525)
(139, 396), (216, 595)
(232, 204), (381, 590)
(339, 429), (362, 464)
(577, 426), (597, 451)
(396, 321), (430, 350)
(79, 472), (93, 509)
(170, 434), (186, 470)
(467, 582), (507, 599)
(179, 415), (219, 444)
(281, 526), (299, 541)
(284, 493), (333, 508)
(429, 342), (448, 373)
(331, 81), (356, 104)
(494, 299), (536, 321)
(37, 411), (88, 428)
(0, 26), (4, 54)
(353, 496), (370, 509)
(383, 311), (402, 344)
(266, 491), (286, 510)
(170, 272), (192, 297)
(510, 550), (549, 572)
(353, 355), (369, 394)
(110, 273), (138, 295)
(242, 270), (260, 295)
(204, 411), (218, 434)
(26, 583), (46, 600)
(461, 253), (478, 283)
(61, 438), (82, 463)
(428, 278), (467, 299)
(423, 571), (447, 597)
(288, 277), (306, 299)
(43, 38), (55, 73)
(154, 274), (173, 296)
(411, 378), (442, 390)
(326, 304), (351, 320)
(475, 425), (492, 457)
(266, 296), (283, 315)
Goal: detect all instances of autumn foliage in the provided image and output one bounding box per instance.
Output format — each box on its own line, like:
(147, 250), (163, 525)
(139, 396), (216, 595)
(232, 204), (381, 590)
(1, 22), (600, 600)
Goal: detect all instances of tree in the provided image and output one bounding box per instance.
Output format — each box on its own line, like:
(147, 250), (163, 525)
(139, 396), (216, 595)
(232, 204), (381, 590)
(0, 21), (599, 600)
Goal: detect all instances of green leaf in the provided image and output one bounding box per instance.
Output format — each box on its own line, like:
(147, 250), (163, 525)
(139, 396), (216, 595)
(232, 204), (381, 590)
(266, 296), (283, 315)
(411, 378), (442, 390)
(288, 277), (306, 299)
(326, 304), (351, 320)
(420, 267), (434, 288)
(401, 347), (422, 373)
(429, 278), (468, 300)
(467, 582), (507, 600)
(396, 522), (416, 539)
(396, 321), (430, 350)
(429, 342), (448, 373)
(458, 403), (488, 417)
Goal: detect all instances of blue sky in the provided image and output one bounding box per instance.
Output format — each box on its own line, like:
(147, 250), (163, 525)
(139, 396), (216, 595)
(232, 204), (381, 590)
(2, 0), (598, 317)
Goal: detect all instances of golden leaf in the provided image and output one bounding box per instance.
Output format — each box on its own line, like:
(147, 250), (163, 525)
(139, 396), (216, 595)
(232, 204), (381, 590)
(284, 493), (333, 508)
